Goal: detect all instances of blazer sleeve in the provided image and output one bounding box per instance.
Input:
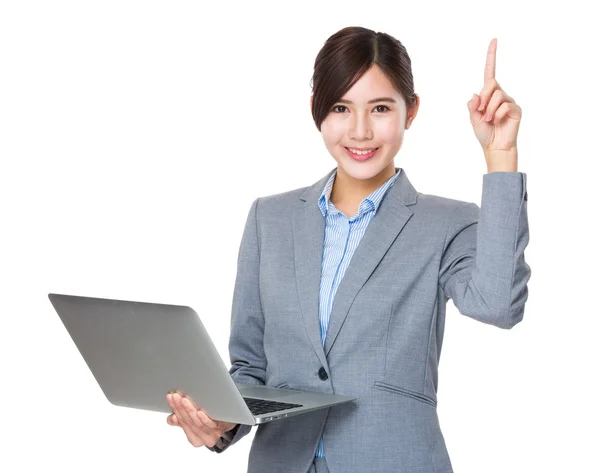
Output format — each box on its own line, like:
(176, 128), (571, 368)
(438, 172), (531, 329)
(206, 197), (266, 453)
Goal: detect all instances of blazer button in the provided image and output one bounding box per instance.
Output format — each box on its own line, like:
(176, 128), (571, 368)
(318, 366), (329, 380)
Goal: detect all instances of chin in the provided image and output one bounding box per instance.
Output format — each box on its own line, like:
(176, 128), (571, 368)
(337, 164), (388, 181)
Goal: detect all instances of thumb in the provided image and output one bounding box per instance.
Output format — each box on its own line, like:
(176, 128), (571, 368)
(467, 94), (484, 120)
(467, 94), (477, 111)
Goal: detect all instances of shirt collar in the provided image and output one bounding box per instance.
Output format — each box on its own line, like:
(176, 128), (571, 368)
(318, 168), (401, 217)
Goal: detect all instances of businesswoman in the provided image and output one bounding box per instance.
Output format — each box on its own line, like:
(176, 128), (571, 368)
(165, 26), (530, 473)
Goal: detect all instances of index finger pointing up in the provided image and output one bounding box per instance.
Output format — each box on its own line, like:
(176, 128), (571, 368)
(484, 38), (497, 82)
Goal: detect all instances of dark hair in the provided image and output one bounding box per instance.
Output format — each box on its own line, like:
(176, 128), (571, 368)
(310, 26), (417, 132)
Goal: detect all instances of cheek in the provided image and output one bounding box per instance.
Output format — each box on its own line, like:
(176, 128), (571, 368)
(320, 119), (345, 145)
(375, 117), (404, 143)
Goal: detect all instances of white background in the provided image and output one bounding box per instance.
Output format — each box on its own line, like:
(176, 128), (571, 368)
(1, 1), (598, 472)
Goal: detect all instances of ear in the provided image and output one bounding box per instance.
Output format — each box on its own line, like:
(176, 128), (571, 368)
(406, 93), (420, 129)
(309, 95), (313, 111)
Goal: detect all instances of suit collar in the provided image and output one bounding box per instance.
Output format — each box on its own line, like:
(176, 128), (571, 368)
(301, 166), (417, 206)
(293, 166), (418, 368)
(317, 168), (403, 217)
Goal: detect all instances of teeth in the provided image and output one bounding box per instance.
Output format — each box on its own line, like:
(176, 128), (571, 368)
(348, 148), (376, 155)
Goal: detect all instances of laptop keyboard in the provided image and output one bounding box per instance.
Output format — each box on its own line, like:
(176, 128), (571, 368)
(243, 397), (303, 415)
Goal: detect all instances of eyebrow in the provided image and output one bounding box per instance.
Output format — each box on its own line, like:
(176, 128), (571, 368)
(336, 97), (397, 104)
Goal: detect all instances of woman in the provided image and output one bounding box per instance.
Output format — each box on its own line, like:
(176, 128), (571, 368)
(165, 26), (530, 473)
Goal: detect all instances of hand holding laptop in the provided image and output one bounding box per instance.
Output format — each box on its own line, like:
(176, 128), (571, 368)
(166, 391), (239, 448)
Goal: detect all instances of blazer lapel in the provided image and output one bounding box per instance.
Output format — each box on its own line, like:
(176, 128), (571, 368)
(293, 168), (336, 370)
(293, 167), (418, 367)
(323, 168), (417, 356)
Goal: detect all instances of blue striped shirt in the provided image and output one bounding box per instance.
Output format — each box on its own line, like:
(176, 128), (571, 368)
(314, 167), (401, 458)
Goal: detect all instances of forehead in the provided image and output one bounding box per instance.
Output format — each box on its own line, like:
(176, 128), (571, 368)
(340, 65), (404, 106)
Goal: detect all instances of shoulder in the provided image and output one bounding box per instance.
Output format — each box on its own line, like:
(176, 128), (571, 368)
(254, 185), (312, 215)
(413, 192), (480, 237)
(415, 190), (479, 214)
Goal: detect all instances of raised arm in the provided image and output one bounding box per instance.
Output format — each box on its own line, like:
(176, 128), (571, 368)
(438, 172), (530, 329)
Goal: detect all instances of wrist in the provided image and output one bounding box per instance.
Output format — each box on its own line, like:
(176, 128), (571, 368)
(484, 148), (518, 173)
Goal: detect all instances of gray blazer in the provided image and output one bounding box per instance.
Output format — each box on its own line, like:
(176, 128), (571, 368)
(211, 166), (530, 473)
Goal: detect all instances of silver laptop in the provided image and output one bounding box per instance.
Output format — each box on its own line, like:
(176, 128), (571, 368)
(48, 293), (357, 425)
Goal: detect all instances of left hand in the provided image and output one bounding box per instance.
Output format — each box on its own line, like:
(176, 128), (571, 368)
(166, 391), (238, 448)
(467, 38), (522, 162)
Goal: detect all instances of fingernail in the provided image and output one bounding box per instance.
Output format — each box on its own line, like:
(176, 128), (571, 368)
(478, 102), (485, 111)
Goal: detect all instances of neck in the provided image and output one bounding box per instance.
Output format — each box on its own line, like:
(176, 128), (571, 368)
(330, 164), (396, 208)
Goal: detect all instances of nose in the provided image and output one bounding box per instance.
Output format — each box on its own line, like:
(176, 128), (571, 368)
(348, 112), (373, 141)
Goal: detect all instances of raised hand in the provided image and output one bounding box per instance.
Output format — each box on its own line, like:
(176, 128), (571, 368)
(467, 38), (522, 171)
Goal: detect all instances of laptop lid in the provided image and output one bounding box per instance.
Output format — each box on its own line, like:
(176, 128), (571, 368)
(48, 293), (257, 425)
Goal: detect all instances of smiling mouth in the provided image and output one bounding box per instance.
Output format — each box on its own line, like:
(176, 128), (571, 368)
(344, 147), (379, 161)
(345, 147), (378, 152)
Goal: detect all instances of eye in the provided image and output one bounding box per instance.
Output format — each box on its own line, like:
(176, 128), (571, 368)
(374, 105), (390, 112)
(331, 104), (391, 113)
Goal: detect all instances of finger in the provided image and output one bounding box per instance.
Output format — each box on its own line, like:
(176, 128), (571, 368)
(477, 78), (500, 112)
(179, 396), (220, 445)
(181, 397), (211, 430)
(180, 410), (218, 448)
(484, 38), (497, 83)
(167, 392), (178, 413)
(166, 394), (177, 426)
(170, 394), (209, 446)
(168, 393), (186, 426)
(173, 395), (209, 445)
(482, 89), (506, 122)
(182, 400), (223, 447)
(171, 413), (183, 428)
(493, 102), (521, 125)
(485, 89), (515, 122)
(467, 94), (483, 118)
(167, 393), (174, 410)
(166, 413), (179, 426)
(197, 409), (218, 430)
(180, 420), (208, 447)
(173, 393), (195, 427)
(174, 393), (220, 446)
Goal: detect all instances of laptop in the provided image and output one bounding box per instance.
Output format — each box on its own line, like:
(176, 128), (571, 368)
(48, 293), (357, 425)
